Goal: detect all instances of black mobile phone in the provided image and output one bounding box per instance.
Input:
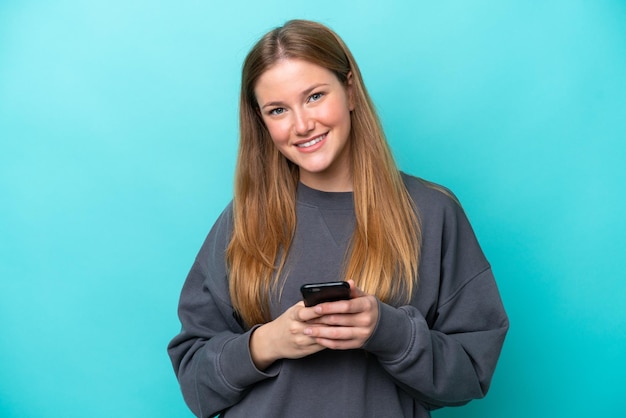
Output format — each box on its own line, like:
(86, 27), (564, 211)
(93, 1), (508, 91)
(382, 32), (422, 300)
(300, 281), (351, 307)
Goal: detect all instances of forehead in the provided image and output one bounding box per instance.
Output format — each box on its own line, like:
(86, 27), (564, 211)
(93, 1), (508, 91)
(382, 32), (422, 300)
(254, 58), (339, 101)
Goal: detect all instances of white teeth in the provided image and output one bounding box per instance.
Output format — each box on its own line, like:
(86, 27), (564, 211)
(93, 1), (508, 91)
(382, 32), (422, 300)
(297, 134), (325, 148)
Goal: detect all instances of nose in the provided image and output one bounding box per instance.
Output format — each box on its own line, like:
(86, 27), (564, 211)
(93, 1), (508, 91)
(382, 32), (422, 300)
(293, 109), (314, 136)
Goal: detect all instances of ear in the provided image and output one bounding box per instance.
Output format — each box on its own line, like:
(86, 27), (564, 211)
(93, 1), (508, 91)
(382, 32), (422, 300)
(346, 71), (355, 111)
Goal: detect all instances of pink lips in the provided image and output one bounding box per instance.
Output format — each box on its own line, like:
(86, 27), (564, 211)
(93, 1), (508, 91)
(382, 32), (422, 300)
(295, 133), (327, 151)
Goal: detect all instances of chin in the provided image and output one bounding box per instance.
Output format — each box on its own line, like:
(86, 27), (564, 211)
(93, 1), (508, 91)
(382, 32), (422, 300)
(300, 165), (331, 176)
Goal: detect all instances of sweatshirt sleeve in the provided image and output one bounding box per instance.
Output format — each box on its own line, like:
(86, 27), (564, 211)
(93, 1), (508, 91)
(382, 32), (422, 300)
(167, 205), (279, 418)
(363, 190), (509, 408)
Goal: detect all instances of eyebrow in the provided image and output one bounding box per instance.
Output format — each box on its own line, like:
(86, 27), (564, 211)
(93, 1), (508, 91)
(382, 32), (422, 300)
(259, 83), (330, 110)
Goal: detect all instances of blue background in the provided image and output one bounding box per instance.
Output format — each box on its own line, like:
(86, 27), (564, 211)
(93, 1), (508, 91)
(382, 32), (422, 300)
(1, 1), (624, 417)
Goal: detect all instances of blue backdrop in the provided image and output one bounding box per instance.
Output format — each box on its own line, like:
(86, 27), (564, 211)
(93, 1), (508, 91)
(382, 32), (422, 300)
(1, 1), (624, 417)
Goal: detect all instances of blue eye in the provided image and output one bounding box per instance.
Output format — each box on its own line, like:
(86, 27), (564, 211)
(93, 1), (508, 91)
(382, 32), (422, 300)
(309, 92), (324, 102)
(269, 107), (285, 116)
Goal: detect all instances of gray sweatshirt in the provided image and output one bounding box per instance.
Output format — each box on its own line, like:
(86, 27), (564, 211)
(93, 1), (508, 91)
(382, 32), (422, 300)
(168, 174), (509, 417)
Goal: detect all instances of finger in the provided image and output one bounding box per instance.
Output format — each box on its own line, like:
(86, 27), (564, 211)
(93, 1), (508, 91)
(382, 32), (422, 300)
(304, 325), (349, 340)
(297, 305), (325, 322)
(315, 312), (376, 329)
(347, 279), (366, 298)
(314, 338), (356, 350)
(306, 327), (372, 350)
(314, 335), (373, 350)
(291, 300), (323, 322)
(313, 296), (373, 316)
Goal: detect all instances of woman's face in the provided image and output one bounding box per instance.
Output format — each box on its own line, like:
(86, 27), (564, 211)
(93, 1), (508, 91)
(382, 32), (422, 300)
(254, 58), (354, 191)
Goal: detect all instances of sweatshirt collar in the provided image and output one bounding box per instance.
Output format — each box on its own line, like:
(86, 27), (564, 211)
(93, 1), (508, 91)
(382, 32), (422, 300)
(296, 182), (354, 210)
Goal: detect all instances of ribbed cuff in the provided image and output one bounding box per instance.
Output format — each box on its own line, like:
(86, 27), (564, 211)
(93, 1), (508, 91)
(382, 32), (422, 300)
(219, 326), (280, 390)
(363, 301), (413, 362)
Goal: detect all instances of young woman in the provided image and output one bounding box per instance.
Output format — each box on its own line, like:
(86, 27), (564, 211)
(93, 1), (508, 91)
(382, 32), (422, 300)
(168, 19), (508, 418)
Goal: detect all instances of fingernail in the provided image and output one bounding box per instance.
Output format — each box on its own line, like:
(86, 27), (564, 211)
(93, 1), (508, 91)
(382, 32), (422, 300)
(314, 306), (322, 314)
(304, 328), (312, 335)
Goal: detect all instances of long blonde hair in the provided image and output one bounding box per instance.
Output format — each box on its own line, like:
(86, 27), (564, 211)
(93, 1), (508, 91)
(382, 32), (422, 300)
(227, 20), (421, 326)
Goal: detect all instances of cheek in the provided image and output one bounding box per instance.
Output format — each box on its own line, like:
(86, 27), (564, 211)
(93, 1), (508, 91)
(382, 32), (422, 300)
(321, 103), (351, 130)
(264, 120), (290, 145)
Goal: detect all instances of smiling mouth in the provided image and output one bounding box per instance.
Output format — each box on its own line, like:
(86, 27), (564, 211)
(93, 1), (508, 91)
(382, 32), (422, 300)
(296, 133), (327, 148)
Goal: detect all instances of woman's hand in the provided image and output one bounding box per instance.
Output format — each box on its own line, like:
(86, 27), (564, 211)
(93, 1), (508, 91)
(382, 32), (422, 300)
(298, 280), (379, 350)
(250, 280), (379, 370)
(249, 301), (325, 370)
